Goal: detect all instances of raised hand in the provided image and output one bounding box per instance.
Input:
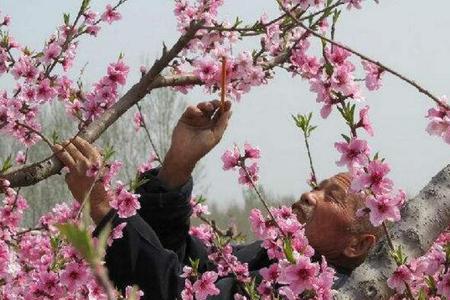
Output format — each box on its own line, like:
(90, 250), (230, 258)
(158, 99), (232, 189)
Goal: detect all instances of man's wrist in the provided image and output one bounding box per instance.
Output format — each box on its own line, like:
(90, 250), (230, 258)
(158, 149), (195, 190)
(90, 202), (112, 225)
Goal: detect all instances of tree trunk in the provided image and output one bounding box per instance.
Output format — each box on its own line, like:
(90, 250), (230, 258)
(334, 164), (450, 299)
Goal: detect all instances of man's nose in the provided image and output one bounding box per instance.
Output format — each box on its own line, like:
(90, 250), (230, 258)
(299, 192), (317, 207)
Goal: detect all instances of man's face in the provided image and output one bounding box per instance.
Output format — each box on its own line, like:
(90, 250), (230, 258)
(291, 177), (356, 258)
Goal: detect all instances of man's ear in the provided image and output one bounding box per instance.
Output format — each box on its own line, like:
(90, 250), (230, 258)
(343, 234), (376, 258)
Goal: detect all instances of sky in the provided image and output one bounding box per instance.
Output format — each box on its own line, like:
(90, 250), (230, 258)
(1, 0), (449, 209)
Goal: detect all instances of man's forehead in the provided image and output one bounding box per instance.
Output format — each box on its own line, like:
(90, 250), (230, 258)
(319, 173), (352, 192)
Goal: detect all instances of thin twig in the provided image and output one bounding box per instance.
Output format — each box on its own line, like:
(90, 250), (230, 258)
(135, 103), (162, 163)
(240, 164), (287, 238)
(303, 132), (317, 185)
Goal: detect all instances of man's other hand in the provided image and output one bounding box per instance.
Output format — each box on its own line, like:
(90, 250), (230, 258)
(52, 136), (110, 224)
(158, 100), (232, 189)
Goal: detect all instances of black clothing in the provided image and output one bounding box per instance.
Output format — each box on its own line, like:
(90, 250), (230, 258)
(93, 169), (351, 299)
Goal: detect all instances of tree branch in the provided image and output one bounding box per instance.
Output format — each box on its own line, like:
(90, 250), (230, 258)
(1, 21), (204, 190)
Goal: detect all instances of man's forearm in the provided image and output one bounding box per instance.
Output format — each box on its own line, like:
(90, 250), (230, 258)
(157, 149), (196, 190)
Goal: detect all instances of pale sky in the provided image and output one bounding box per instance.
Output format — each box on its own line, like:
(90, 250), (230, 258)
(1, 1), (449, 209)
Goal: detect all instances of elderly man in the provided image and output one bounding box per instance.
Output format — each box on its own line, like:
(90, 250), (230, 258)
(54, 100), (381, 299)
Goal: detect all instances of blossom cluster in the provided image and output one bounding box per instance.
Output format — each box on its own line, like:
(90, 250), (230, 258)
(0, 161), (144, 299)
(221, 143), (261, 186)
(387, 230), (450, 299)
(426, 97), (450, 144)
(0, 3), (123, 146)
(186, 199), (336, 299)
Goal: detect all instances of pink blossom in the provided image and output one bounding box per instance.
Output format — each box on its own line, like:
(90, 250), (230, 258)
(137, 153), (157, 174)
(426, 99), (450, 144)
(259, 263), (280, 282)
(331, 65), (359, 97)
(351, 160), (393, 194)
(134, 111), (144, 131)
(249, 208), (267, 239)
(59, 262), (89, 291)
(387, 265), (413, 293)
(365, 190), (406, 226)
(244, 143), (260, 159)
(189, 224), (213, 246)
(101, 4), (121, 24)
(15, 150), (26, 164)
(83, 10), (98, 24)
(36, 79), (57, 102)
(335, 138), (370, 169)
(238, 162), (259, 186)
(315, 257), (335, 299)
(190, 197), (210, 217)
(362, 60), (383, 91)
(325, 46), (352, 67)
(309, 78), (334, 118)
(42, 42), (62, 65)
(192, 271), (220, 300)
(101, 160), (123, 187)
(279, 256), (319, 295)
(107, 60), (129, 85)
(357, 105), (374, 136)
(11, 56), (37, 81)
(221, 145), (240, 170)
(181, 279), (194, 300)
(109, 185), (141, 218)
(437, 269), (450, 298)
(2, 15), (11, 26)
(86, 25), (101, 36)
(86, 162), (101, 177)
(345, 0), (363, 9)
(194, 59), (219, 84)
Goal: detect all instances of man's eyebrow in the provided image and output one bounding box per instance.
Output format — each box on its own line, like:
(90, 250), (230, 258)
(317, 179), (330, 189)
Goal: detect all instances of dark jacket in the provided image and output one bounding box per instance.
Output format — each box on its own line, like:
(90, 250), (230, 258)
(93, 169), (351, 299)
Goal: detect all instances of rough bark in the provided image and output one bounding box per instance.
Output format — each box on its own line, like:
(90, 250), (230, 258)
(335, 164), (450, 299)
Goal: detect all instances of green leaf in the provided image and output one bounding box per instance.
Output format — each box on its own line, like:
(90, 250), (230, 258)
(1, 155), (13, 173)
(130, 177), (150, 192)
(63, 13), (70, 26)
(96, 222), (112, 258)
(341, 134), (350, 143)
(417, 288), (426, 300)
(81, 0), (91, 11)
(102, 144), (115, 161)
(325, 63), (334, 77)
(283, 238), (296, 264)
(56, 223), (96, 264)
(50, 130), (60, 145)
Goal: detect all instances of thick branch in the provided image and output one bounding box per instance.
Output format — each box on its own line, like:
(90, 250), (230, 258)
(1, 22), (203, 189)
(335, 164), (450, 299)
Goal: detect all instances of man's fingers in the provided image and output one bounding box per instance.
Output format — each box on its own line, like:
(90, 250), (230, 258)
(52, 144), (77, 171)
(212, 109), (232, 140)
(210, 100), (231, 111)
(71, 136), (102, 163)
(64, 140), (89, 166)
(184, 105), (204, 119)
(197, 101), (215, 113)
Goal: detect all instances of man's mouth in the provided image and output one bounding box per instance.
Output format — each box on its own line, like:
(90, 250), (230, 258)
(291, 201), (313, 224)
